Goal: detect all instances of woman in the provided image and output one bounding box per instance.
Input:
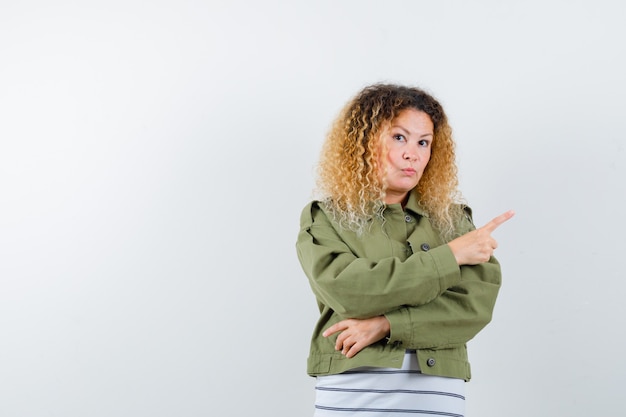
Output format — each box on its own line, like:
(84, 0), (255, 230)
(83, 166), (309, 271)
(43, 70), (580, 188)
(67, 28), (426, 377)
(296, 83), (513, 416)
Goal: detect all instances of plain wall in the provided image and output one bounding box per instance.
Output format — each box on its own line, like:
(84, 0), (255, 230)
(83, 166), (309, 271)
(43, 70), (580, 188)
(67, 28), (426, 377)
(1, 1), (625, 416)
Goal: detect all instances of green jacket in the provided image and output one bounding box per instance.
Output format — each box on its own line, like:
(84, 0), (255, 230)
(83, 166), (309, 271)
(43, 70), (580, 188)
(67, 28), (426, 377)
(295, 191), (502, 381)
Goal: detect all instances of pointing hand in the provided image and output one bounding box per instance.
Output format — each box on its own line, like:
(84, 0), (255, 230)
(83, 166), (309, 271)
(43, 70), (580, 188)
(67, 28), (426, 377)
(448, 210), (515, 265)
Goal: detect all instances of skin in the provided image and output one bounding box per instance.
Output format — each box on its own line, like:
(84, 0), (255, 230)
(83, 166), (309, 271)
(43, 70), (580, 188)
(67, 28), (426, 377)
(381, 108), (433, 205)
(323, 108), (515, 358)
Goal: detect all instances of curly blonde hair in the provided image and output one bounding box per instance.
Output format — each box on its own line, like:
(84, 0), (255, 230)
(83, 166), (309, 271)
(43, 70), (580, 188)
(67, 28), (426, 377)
(316, 83), (464, 240)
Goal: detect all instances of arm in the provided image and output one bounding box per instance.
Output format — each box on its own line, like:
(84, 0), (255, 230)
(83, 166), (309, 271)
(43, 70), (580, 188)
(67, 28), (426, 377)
(385, 209), (512, 349)
(323, 208), (512, 356)
(296, 202), (461, 319)
(323, 259), (501, 357)
(384, 257), (501, 350)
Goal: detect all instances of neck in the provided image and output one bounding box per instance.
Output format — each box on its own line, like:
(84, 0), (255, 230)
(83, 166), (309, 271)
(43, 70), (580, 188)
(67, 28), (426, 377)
(384, 192), (409, 206)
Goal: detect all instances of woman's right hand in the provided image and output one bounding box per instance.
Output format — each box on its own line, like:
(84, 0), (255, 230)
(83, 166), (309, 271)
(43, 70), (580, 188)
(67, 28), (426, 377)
(447, 210), (514, 265)
(322, 316), (390, 358)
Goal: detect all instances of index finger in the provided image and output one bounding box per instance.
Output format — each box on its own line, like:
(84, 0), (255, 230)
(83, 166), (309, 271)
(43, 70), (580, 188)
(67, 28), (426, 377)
(322, 321), (349, 338)
(480, 210), (515, 233)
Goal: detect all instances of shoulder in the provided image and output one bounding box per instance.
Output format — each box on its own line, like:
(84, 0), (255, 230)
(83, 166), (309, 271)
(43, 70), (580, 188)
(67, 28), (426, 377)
(460, 204), (473, 222)
(454, 203), (476, 234)
(299, 200), (330, 228)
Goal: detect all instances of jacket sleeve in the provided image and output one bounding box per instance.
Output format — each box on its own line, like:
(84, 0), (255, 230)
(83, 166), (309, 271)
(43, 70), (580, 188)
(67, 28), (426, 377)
(384, 260), (501, 349)
(384, 209), (502, 350)
(296, 202), (462, 319)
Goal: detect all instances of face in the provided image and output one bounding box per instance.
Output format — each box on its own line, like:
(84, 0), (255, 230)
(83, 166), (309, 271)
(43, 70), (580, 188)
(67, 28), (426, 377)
(379, 108), (434, 205)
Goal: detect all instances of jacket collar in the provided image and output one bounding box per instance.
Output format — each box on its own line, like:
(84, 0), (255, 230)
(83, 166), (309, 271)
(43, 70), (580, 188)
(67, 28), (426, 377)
(385, 189), (429, 218)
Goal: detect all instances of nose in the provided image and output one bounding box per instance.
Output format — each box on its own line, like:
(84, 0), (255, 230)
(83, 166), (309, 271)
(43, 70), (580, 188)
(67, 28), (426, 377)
(403, 141), (421, 162)
(403, 149), (418, 162)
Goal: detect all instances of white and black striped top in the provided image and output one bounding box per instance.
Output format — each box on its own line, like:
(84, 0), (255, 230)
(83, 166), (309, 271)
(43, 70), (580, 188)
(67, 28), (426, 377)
(314, 350), (465, 417)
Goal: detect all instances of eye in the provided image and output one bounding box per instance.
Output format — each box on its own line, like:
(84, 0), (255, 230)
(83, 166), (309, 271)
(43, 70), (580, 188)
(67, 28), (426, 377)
(393, 134), (406, 142)
(418, 139), (430, 147)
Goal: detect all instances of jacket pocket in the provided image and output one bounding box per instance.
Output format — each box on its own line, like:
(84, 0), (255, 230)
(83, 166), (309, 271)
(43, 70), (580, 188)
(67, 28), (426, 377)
(307, 354), (332, 375)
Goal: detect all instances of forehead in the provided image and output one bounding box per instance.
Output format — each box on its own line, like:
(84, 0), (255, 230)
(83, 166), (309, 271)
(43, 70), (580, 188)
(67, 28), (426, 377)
(391, 108), (434, 131)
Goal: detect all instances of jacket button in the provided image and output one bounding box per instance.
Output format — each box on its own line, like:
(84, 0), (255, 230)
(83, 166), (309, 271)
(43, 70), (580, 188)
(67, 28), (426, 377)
(420, 243), (430, 251)
(426, 358), (436, 367)
(404, 214), (412, 222)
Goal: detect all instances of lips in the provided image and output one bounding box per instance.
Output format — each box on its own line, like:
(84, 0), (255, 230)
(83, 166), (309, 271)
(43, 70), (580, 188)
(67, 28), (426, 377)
(402, 168), (417, 175)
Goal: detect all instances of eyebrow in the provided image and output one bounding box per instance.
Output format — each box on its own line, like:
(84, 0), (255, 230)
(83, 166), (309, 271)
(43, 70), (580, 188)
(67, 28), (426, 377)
(391, 125), (434, 138)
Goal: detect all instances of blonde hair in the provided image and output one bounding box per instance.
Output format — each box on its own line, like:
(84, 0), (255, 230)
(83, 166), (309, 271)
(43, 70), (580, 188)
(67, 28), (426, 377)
(316, 83), (464, 240)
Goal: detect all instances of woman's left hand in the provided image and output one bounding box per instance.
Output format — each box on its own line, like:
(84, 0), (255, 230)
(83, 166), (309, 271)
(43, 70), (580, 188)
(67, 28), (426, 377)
(322, 316), (390, 358)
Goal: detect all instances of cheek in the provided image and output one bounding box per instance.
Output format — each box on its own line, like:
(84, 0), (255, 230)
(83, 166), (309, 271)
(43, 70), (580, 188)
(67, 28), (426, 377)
(386, 148), (401, 163)
(423, 150), (432, 165)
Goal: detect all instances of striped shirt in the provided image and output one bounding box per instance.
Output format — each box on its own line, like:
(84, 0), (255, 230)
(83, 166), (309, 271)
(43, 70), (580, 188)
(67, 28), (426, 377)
(314, 350), (465, 417)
